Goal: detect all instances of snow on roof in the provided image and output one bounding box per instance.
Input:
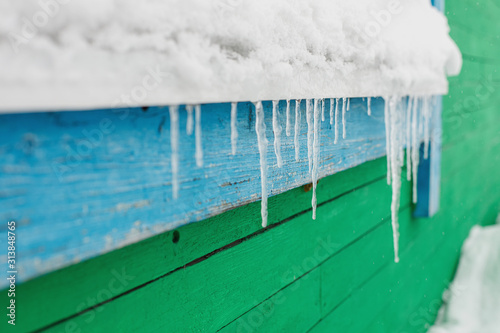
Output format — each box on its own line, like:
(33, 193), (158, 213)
(0, 0), (461, 112)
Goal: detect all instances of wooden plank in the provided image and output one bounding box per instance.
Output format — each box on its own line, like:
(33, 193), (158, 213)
(219, 269), (322, 333)
(34, 177), (405, 332)
(0, 97), (395, 286)
(0, 158), (388, 333)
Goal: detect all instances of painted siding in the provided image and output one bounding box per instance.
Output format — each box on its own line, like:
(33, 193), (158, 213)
(2, 1), (500, 332)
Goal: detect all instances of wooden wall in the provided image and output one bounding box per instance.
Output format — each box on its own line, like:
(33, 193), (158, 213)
(3, 1), (500, 332)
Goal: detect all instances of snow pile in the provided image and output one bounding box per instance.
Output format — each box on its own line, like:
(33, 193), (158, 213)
(428, 223), (500, 333)
(0, 0), (461, 111)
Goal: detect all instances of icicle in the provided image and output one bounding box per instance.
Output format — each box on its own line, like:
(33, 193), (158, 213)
(312, 99), (321, 220)
(195, 105), (203, 167)
(406, 97), (413, 181)
(169, 105), (179, 199)
(367, 97), (371, 116)
(186, 105), (194, 135)
(334, 98), (339, 144)
(423, 96), (431, 159)
(383, 97), (392, 185)
(285, 99), (291, 137)
(388, 96), (404, 263)
(321, 98), (325, 122)
(272, 100), (283, 168)
(411, 97), (420, 203)
(294, 100), (301, 162)
(254, 101), (269, 227)
(329, 98), (334, 126)
(230, 102), (238, 155)
(306, 99), (313, 173)
(347, 97), (350, 111)
(342, 97), (347, 139)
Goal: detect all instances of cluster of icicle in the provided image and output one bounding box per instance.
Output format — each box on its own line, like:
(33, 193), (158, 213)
(167, 95), (435, 263)
(383, 95), (435, 263)
(253, 98), (351, 227)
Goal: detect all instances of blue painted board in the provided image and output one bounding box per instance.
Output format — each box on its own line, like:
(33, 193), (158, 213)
(0, 96), (440, 287)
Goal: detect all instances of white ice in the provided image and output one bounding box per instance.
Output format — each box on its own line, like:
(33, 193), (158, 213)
(231, 102), (238, 155)
(306, 99), (313, 173)
(294, 99), (301, 162)
(272, 100), (283, 168)
(312, 98), (321, 220)
(254, 101), (269, 227)
(195, 104), (203, 167)
(169, 105), (180, 200)
(186, 105), (194, 135)
(286, 99), (291, 137)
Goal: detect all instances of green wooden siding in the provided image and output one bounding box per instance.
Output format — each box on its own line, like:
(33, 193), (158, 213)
(3, 2), (500, 332)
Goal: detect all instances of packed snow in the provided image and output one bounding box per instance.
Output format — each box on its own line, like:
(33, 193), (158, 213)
(0, 0), (460, 112)
(428, 222), (500, 333)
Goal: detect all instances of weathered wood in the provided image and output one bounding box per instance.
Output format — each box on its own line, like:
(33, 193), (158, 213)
(1, 159), (388, 333)
(0, 97), (392, 285)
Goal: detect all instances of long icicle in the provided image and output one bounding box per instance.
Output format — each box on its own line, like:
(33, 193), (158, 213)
(329, 98), (334, 126)
(254, 101), (269, 227)
(285, 99), (291, 137)
(272, 100), (283, 168)
(423, 96), (431, 159)
(186, 105), (194, 135)
(388, 96), (403, 263)
(342, 97), (347, 139)
(195, 105), (203, 167)
(384, 96), (392, 185)
(367, 97), (371, 116)
(334, 98), (339, 144)
(231, 102), (238, 155)
(312, 98), (321, 220)
(306, 99), (313, 173)
(411, 97), (419, 203)
(169, 105), (180, 199)
(406, 96), (413, 181)
(321, 98), (325, 122)
(294, 100), (301, 161)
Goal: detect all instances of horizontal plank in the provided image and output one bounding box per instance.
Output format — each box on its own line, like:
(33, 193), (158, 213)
(0, 97), (394, 286)
(1, 158), (388, 333)
(38, 176), (403, 332)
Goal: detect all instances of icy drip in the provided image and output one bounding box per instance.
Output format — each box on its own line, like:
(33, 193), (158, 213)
(383, 97), (392, 185)
(285, 99), (291, 137)
(367, 97), (371, 116)
(169, 105), (180, 199)
(406, 97), (413, 181)
(306, 99), (313, 173)
(254, 101), (269, 227)
(347, 97), (350, 111)
(186, 105), (194, 135)
(334, 98), (339, 144)
(312, 99), (321, 220)
(195, 105), (203, 167)
(386, 96), (405, 263)
(329, 98), (334, 126)
(411, 97), (420, 203)
(422, 96), (431, 159)
(294, 100), (301, 161)
(231, 102), (238, 155)
(342, 97), (347, 139)
(321, 98), (325, 122)
(272, 100), (283, 168)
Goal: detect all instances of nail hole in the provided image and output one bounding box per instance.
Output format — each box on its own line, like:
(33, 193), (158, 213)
(172, 230), (180, 243)
(141, 106), (149, 112)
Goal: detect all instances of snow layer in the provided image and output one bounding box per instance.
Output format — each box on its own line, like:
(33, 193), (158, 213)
(0, 0), (461, 112)
(428, 223), (500, 333)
